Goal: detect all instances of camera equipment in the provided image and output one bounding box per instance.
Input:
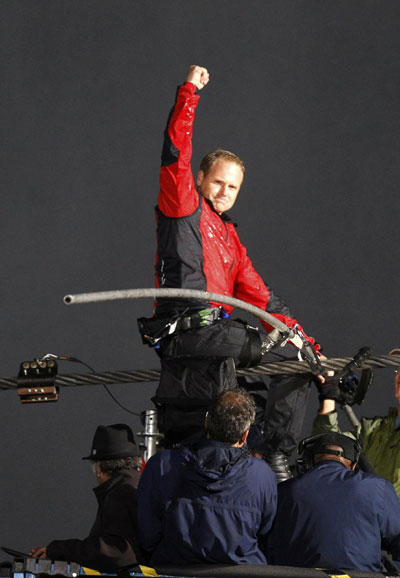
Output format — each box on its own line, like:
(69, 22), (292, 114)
(318, 347), (373, 406)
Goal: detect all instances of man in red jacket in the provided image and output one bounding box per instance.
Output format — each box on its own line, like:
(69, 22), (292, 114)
(140, 65), (322, 479)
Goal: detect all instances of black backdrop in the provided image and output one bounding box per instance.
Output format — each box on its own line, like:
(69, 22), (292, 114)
(1, 0), (399, 552)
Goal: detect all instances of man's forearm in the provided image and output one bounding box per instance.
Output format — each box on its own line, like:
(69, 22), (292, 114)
(47, 535), (138, 572)
(319, 399), (336, 415)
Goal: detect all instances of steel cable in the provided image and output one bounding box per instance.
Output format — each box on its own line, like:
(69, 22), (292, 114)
(1, 355), (399, 391)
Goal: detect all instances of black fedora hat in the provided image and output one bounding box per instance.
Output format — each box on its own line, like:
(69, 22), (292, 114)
(82, 424), (140, 460)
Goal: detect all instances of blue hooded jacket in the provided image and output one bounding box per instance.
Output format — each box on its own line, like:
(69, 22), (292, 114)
(269, 460), (400, 572)
(137, 439), (277, 565)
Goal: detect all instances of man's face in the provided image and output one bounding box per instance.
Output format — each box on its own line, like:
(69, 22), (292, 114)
(197, 159), (243, 214)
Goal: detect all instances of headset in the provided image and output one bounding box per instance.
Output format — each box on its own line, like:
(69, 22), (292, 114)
(297, 432), (361, 475)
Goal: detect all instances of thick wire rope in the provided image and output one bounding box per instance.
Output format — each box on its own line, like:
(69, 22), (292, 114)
(2, 287), (396, 391)
(1, 355), (399, 391)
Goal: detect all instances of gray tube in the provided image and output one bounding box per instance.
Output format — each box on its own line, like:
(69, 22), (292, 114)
(63, 287), (303, 347)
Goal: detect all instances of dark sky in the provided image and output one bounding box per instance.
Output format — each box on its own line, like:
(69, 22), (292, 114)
(1, 0), (399, 552)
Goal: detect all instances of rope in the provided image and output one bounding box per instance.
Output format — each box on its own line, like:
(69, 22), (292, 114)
(1, 355), (399, 391)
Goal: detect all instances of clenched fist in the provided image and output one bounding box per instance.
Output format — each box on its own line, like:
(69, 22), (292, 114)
(186, 65), (209, 90)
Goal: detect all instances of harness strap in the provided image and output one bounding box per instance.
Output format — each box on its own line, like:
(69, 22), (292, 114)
(138, 307), (225, 346)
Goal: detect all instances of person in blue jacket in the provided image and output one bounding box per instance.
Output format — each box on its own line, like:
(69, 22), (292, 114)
(136, 388), (277, 566)
(268, 432), (400, 572)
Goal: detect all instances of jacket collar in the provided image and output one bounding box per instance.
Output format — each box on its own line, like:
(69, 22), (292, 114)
(93, 468), (139, 505)
(188, 438), (248, 470)
(204, 198), (238, 227)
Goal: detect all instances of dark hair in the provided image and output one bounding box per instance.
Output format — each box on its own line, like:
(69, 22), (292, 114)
(98, 456), (142, 475)
(200, 149), (245, 177)
(207, 388), (256, 444)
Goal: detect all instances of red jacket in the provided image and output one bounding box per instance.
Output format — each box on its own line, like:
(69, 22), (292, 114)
(156, 82), (319, 351)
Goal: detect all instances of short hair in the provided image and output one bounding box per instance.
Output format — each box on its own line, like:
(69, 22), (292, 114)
(97, 456), (142, 475)
(207, 388), (256, 444)
(200, 149), (245, 178)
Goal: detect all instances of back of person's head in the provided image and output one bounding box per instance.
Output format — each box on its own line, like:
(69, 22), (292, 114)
(206, 388), (256, 444)
(200, 149), (245, 178)
(297, 432), (361, 473)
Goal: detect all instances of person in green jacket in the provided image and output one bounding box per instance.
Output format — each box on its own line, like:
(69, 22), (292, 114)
(313, 348), (400, 498)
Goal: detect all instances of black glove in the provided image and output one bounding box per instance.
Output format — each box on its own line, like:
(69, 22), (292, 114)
(316, 374), (359, 403)
(315, 377), (341, 402)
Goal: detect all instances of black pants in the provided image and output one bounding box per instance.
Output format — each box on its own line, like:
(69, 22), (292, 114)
(238, 373), (312, 456)
(157, 318), (260, 365)
(154, 318), (312, 453)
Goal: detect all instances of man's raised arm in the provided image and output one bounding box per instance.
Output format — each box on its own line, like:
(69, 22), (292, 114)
(158, 66), (209, 218)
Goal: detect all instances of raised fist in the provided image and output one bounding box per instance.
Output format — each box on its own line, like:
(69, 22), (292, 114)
(186, 65), (210, 90)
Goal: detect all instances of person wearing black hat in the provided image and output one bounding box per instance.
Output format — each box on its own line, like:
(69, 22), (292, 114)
(268, 432), (400, 572)
(29, 424), (144, 572)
